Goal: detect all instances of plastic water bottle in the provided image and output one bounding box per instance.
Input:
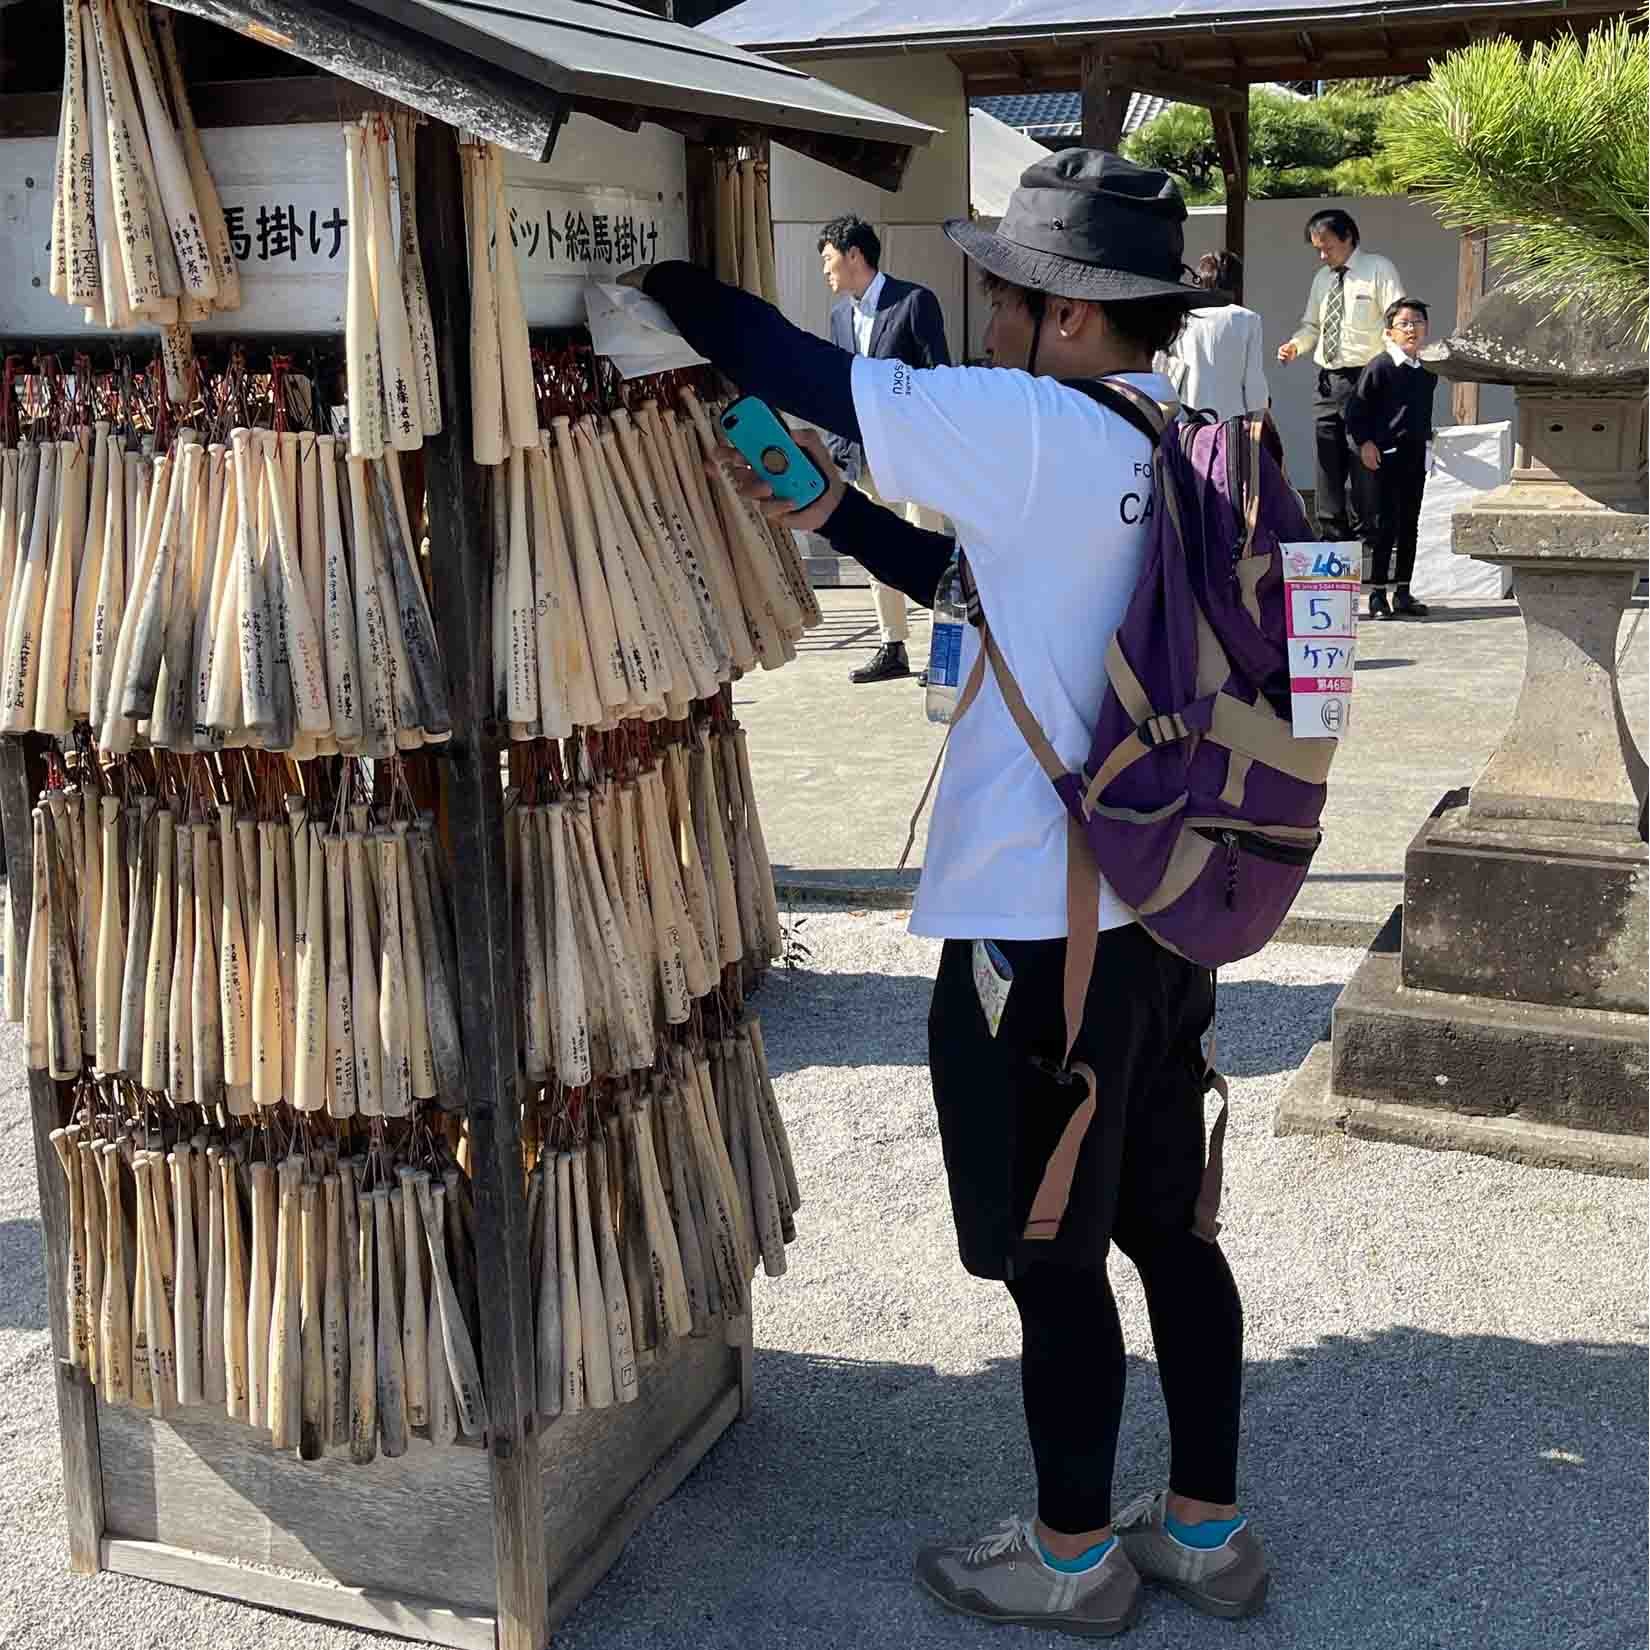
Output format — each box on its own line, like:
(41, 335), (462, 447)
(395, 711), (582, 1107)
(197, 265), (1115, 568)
(925, 556), (968, 725)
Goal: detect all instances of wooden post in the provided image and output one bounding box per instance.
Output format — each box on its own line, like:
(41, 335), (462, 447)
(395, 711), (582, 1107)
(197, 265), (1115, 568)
(0, 735), (106, 1576)
(1211, 100), (1248, 302)
(1452, 227), (1488, 424)
(1080, 46), (1129, 150)
(415, 124), (549, 1650)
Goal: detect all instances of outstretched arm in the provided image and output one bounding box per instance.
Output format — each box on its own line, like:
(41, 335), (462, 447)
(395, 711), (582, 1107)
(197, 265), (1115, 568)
(643, 261), (861, 444)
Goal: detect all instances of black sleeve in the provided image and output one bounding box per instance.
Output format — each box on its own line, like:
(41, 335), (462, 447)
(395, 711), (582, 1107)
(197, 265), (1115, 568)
(817, 485), (954, 609)
(642, 261), (861, 444)
(1342, 358), (1389, 448)
(914, 287), (952, 369)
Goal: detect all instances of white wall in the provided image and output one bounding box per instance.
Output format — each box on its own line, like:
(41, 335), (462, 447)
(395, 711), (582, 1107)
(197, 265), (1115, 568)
(964, 194), (1513, 482)
(768, 53), (970, 361)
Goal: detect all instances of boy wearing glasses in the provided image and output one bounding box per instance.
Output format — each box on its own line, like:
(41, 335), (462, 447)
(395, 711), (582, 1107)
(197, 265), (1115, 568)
(1346, 297), (1437, 619)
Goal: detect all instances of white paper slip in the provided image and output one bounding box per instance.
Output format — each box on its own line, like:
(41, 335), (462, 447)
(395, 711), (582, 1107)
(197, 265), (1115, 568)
(1281, 542), (1359, 739)
(584, 283), (708, 379)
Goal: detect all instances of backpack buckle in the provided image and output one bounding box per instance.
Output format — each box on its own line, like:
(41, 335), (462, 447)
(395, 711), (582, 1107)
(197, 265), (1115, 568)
(1137, 712), (1190, 749)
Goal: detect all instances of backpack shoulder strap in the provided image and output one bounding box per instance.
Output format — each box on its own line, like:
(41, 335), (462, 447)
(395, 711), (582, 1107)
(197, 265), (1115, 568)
(1062, 376), (1177, 445)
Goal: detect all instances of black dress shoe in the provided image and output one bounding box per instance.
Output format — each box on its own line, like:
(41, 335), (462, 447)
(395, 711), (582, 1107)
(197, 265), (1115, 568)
(849, 642), (912, 684)
(1392, 588), (1430, 618)
(1367, 589), (1392, 621)
(916, 670), (929, 688)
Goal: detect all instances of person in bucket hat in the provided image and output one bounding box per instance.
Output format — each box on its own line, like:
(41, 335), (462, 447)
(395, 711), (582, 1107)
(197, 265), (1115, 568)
(631, 149), (1267, 1637)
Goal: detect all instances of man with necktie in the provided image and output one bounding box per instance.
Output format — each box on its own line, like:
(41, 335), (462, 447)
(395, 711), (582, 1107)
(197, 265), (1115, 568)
(819, 214), (952, 683)
(1276, 209), (1403, 543)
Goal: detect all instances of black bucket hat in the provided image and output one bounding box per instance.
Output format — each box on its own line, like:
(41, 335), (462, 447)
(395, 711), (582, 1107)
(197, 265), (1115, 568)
(945, 149), (1224, 306)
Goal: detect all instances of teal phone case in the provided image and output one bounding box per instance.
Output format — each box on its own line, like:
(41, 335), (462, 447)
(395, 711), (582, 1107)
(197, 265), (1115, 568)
(720, 396), (827, 508)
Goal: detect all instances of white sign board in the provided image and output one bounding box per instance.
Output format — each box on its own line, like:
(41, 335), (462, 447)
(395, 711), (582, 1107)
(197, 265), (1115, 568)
(1281, 542), (1359, 739)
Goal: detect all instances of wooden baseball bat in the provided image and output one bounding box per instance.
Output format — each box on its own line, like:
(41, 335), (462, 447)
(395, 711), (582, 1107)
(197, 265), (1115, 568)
(170, 1147), (202, 1404)
(571, 801), (649, 1071)
(245, 1159), (275, 1429)
(151, 7), (238, 308)
(322, 1172), (348, 1446)
(528, 437), (601, 730)
(517, 807), (551, 1084)
(754, 156), (778, 304)
(390, 113), (441, 436)
(504, 448), (538, 725)
(316, 441), (363, 745)
(535, 1149), (562, 1422)
(76, 1139), (103, 1387)
(135, 1154), (177, 1413)
(211, 803), (249, 1101)
(424, 1213), (458, 1444)
(374, 833), (411, 1118)
(656, 397), (755, 671)
(225, 430), (278, 731)
(113, 0), (214, 302)
(641, 765), (713, 998)
(2, 440), (58, 733)
(612, 782), (656, 1016)
(75, 789), (101, 1065)
(80, 1), (129, 324)
(718, 734), (762, 960)
(68, 422), (110, 721)
(732, 724), (783, 962)
(167, 823), (195, 1109)
(348, 1187), (377, 1464)
(370, 1187), (408, 1457)
(45, 1135), (83, 1371)
(85, 0), (163, 314)
(666, 744), (719, 984)
(569, 1146), (612, 1408)
(293, 435), (325, 675)
(98, 1142), (132, 1401)
(395, 1167), (429, 1432)
(81, 438), (123, 731)
(484, 144), (538, 453)
(363, 118), (422, 453)
(604, 422), (719, 700)
(249, 822), (282, 1109)
(734, 1041), (787, 1276)
(414, 1175), (484, 1435)
(561, 825), (615, 1079)
(99, 449), (158, 750)
(106, 0), (182, 310)
(657, 1090), (711, 1334)
(321, 835), (359, 1118)
(120, 433), (193, 722)
(630, 777), (691, 1024)
(586, 1127), (639, 1404)
(344, 123), (385, 460)
(344, 459), (396, 756)
(464, 141), (506, 467)
(674, 1064), (745, 1313)
(200, 1144), (226, 1409)
(138, 807), (174, 1092)
(217, 1151), (246, 1420)
(552, 1152), (585, 1415)
(0, 447), (21, 684)
(606, 1114), (654, 1362)
(298, 1176), (325, 1459)
(551, 418), (629, 716)
(261, 440), (330, 733)
(631, 1097), (692, 1339)
(345, 833), (383, 1116)
(541, 801), (591, 1087)
(372, 458), (450, 736)
(404, 826), (462, 1109)
(62, 0), (101, 305)
(267, 1159), (301, 1446)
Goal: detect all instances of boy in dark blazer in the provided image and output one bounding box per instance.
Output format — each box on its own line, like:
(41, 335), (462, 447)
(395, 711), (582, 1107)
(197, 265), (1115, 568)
(1346, 297), (1436, 620)
(819, 214), (952, 682)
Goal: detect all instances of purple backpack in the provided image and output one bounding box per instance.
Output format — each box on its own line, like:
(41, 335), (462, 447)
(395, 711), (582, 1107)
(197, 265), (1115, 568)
(954, 378), (1338, 1242)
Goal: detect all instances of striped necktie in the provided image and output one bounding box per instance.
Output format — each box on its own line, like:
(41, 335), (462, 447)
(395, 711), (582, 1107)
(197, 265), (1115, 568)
(1323, 268), (1347, 364)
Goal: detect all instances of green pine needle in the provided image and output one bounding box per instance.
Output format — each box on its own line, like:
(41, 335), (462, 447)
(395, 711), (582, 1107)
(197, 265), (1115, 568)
(1383, 22), (1649, 345)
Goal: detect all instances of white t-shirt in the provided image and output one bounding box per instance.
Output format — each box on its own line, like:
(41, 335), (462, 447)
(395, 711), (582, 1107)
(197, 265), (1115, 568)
(852, 356), (1173, 941)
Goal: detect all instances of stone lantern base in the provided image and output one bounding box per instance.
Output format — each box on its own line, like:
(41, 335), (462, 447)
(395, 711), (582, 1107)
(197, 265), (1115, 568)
(1278, 313), (1647, 1174)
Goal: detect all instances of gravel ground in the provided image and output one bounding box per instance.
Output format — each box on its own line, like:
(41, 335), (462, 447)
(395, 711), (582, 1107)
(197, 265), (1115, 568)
(1, 911), (1644, 1650)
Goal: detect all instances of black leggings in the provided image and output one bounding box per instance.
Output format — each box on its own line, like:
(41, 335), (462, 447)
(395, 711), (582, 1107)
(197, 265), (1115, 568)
(1006, 1234), (1243, 1534)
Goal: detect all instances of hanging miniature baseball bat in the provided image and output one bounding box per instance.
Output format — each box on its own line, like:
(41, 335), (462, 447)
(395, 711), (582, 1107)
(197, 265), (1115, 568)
(415, 1173), (485, 1435)
(348, 1188), (377, 1464)
(344, 124), (385, 461)
(391, 113), (441, 436)
(363, 118), (422, 453)
(586, 1131), (638, 1404)
(465, 141), (506, 468)
(371, 1186), (409, 1457)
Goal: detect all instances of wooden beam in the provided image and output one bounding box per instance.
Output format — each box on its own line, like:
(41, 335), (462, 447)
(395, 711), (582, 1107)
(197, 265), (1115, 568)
(1080, 46), (1128, 149)
(1211, 102), (1248, 302)
(414, 123), (548, 1650)
(0, 735), (106, 1578)
(1108, 63), (1248, 112)
(1452, 227), (1489, 424)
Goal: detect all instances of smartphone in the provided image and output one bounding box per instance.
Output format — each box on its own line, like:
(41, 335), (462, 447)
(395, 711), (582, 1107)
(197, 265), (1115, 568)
(720, 396), (827, 508)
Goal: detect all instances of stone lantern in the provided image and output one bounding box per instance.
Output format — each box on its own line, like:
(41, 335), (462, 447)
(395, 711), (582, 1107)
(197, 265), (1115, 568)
(1279, 290), (1647, 1173)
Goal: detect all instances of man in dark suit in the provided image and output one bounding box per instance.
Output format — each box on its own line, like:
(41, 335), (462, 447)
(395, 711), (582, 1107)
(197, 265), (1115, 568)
(819, 214), (951, 683)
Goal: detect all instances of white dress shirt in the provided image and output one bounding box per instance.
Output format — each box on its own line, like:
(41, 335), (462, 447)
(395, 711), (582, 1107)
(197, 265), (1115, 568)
(1288, 249), (1405, 370)
(1155, 304), (1269, 421)
(851, 269), (886, 356)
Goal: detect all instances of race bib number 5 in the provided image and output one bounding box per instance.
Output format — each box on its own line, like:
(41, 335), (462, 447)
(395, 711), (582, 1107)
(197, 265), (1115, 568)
(1281, 542), (1358, 738)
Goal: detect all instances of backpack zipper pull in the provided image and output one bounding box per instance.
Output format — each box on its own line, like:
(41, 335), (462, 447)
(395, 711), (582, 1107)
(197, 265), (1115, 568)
(1222, 831), (1239, 909)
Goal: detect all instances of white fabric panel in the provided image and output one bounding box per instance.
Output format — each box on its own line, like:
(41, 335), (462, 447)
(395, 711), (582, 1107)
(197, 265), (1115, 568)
(1410, 422), (1515, 601)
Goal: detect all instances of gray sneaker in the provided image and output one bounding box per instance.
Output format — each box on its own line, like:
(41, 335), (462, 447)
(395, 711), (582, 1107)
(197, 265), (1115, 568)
(1113, 1491), (1269, 1619)
(915, 1515), (1141, 1638)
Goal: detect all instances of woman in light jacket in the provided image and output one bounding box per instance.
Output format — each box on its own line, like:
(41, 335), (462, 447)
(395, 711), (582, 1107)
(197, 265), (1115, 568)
(1155, 252), (1269, 420)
